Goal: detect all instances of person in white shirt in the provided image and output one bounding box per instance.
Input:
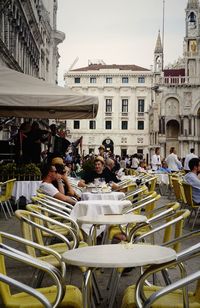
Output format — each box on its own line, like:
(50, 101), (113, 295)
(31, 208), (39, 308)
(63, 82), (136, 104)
(39, 164), (76, 205)
(131, 153), (139, 170)
(184, 148), (198, 172)
(151, 147), (161, 171)
(165, 147), (182, 172)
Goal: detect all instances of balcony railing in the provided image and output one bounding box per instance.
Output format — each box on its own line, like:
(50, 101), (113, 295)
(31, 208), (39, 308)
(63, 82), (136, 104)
(158, 76), (200, 85)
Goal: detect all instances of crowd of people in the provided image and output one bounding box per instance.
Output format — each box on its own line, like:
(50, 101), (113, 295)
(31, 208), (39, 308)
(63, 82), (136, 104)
(38, 143), (200, 208)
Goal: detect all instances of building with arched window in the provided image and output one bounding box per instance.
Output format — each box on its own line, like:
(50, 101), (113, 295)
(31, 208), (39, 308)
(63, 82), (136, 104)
(64, 62), (153, 158)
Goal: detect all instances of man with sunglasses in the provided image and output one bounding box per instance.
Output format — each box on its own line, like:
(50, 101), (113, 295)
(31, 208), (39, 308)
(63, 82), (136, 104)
(39, 164), (76, 205)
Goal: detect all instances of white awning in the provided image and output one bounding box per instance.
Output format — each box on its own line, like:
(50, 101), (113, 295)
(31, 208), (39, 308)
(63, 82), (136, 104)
(0, 66), (98, 119)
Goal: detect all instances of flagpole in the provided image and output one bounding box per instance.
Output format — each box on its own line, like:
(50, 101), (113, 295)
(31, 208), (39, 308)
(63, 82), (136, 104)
(162, 0), (165, 70)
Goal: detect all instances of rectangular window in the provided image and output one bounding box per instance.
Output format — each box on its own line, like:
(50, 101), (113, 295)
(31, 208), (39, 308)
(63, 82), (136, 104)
(121, 121), (128, 130)
(122, 99), (128, 113)
(74, 77), (80, 83)
(105, 99), (112, 112)
(122, 77), (129, 83)
(138, 99), (145, 112)
(105, 120), (112, 130)
(138, 76), (145, 83)
(74, 120), (80, 129)
(138, 121), (144, 130)
(90, 77), (96, 83)
(106, 77), (112, 83)
(89, 120), (96, 129)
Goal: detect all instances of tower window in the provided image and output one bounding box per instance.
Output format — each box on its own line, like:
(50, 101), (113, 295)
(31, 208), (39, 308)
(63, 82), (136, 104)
(188, 11), (196, 23)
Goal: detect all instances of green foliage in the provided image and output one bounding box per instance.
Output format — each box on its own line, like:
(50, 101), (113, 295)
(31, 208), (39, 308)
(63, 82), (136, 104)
(0, 163), (41, 181)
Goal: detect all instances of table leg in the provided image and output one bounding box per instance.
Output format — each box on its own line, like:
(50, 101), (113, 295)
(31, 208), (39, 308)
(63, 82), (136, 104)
(82, 269), (92, 308)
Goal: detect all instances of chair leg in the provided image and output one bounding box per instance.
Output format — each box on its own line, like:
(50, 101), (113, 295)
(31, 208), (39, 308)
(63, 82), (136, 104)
(191, 208), (200, 230)
(7, 200), (14, 215)
(0, 202), (8, 219)
(108, 269), (122, 308)
(4, 201), (12, 218)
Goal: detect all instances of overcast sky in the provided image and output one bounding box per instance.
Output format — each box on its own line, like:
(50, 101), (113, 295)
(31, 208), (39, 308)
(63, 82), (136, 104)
(57, 0), (188, 86)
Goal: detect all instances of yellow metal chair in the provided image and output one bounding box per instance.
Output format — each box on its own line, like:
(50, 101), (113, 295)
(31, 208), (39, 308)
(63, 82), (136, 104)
(26, 203), (84, 241)
(171, 177), (187, 207)
(106, 192), (160, 243)
(0, 232), (83, 308)
(121, 231), (200, 308)
(0, 180), (16, 219)
(182, 181), (200, 230)
(108, 208), (190, 308)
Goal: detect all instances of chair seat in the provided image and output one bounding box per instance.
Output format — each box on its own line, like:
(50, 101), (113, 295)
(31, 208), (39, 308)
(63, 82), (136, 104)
(122, 285), (199, 308)
(8, 285), (82, 308)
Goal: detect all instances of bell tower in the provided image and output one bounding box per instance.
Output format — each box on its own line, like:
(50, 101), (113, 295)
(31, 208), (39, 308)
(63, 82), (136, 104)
(154, 30), (163, 74)
(185, 0), (200, 79)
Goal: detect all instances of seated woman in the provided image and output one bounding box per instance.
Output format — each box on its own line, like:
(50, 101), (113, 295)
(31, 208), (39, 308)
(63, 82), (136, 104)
(137, 160), (147, 173)
(78, 156), (120, 190)
(51, 157), (81, 200)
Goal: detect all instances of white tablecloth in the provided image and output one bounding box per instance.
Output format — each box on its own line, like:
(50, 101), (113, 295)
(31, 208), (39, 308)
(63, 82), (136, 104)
(155, 173), (169, 185)
(81, 191), (125, 201)
(12, 181), (41, 202)
(70, 199), (131, 235)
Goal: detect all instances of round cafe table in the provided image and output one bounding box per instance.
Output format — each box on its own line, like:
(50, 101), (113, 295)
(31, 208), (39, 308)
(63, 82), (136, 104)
(70, 199), (132, 236)
(62, 244), (176, 308)
(77, 214), (147, 245)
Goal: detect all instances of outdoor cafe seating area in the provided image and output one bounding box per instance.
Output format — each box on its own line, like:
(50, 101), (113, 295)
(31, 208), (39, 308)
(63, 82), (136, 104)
(0, 171), (200, 307)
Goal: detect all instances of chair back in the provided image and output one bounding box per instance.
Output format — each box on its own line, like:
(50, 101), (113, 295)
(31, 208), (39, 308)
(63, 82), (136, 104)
(4, 178), (16, 200)
(182, 182), (195, 207)
(163, 209), (190, 252)
(171, 177), (187, 204)
(0, 235), (11, 304)
(14, 210), (37, 257)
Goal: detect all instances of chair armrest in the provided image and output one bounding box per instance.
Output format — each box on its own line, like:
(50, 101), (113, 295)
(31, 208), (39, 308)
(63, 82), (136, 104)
(138, 270), (200, 308)
(0, 244), (65, 307)
(0, 273), (52, 308)
(0, 231), (66, 280)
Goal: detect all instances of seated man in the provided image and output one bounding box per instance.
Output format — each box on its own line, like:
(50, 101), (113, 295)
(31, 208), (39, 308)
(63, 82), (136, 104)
(184, 157), (200, 204)
(39, 164), (76, 205)
(78, 156), (119, 189)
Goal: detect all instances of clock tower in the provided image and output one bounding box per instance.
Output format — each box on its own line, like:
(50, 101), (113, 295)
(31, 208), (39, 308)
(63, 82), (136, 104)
(185, 0), (200, 79)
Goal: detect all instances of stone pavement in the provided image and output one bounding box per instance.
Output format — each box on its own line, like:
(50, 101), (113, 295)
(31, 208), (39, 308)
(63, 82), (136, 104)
(0, 195), (199, 307)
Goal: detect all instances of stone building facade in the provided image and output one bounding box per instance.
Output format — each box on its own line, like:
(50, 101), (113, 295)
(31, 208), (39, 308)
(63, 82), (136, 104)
(149, 0), (200, 159)
(64, 63), (153, 158)
(0, 0), (65, 84)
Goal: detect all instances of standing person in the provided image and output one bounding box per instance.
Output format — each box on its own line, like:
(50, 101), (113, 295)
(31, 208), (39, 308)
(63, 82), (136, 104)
(98, 145), (105, 158)
(184, 148), (198, 173)
(14, 122), (31, 164)
(184, 158), (200, 204)
(151, 147), (161, 171)
(47, 124), (70, 163)
(27, 121), (49, 164)
(131, 154), (139, 170)
(166, 147), (182, 172)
